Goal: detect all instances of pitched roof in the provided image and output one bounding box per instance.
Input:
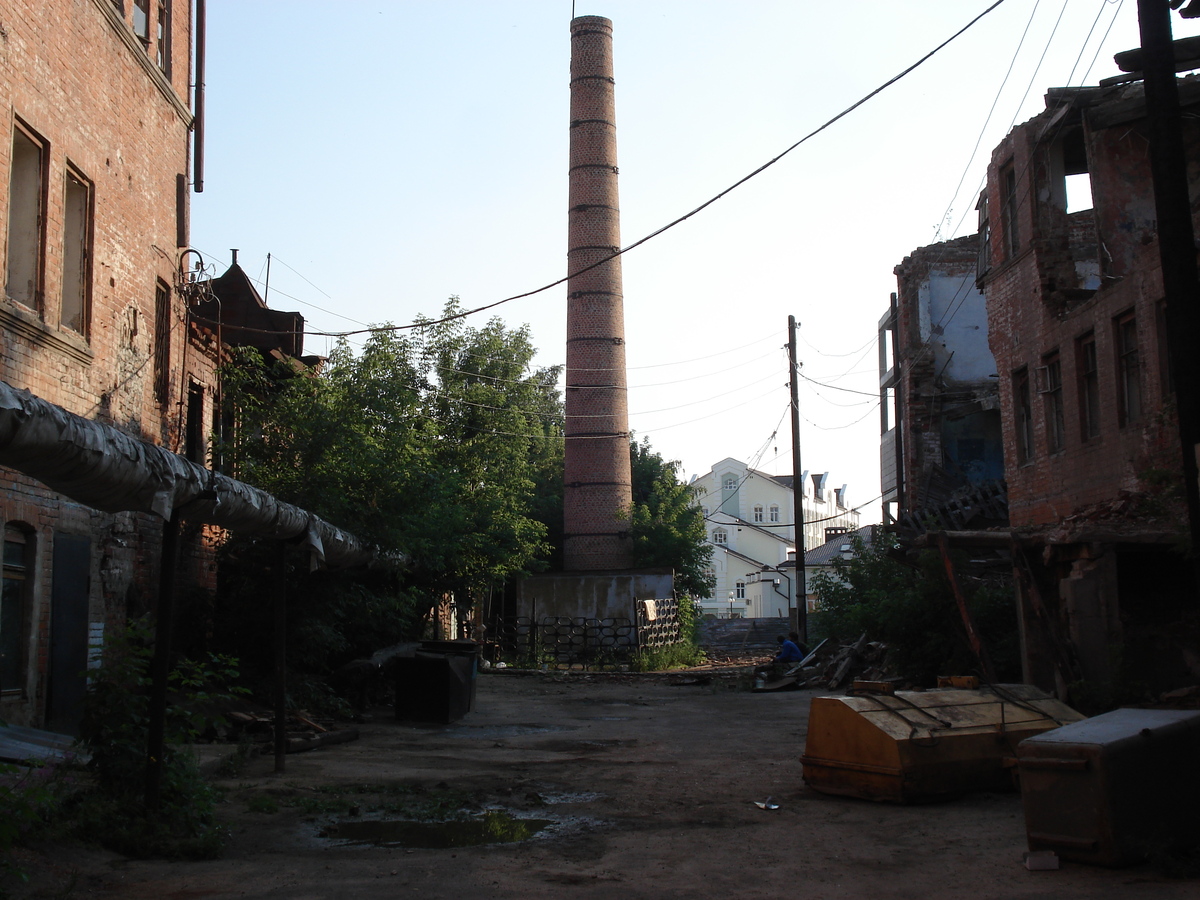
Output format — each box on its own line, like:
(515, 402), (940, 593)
(805, 525), (877, 566)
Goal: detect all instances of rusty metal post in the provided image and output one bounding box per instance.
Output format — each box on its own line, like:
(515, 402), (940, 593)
(1137, 0), (1200, 589)
(273, 542), (288, 773)
(935, 532), (996, 683)
(145, 510), (182, 810)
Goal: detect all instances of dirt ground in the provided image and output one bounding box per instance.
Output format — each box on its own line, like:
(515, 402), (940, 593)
(13, 670), (1200, 899)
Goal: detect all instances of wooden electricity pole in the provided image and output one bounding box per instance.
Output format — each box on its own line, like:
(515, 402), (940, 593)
(788, 315), (808, 643)
(1138, 0), (1200, 591)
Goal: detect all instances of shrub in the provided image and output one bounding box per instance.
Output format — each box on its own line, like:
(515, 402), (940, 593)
(70, 618), (245, 859)
(809, 537), (1019, 685)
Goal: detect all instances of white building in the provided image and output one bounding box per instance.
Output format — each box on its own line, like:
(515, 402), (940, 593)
(689, 458), (861, 618)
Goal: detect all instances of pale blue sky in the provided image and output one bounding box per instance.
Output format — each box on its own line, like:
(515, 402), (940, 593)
(191, 1), (1199, 519)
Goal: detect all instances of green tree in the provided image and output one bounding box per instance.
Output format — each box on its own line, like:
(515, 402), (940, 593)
(628, 437), (714, 598)
(207, 300), (562, 696)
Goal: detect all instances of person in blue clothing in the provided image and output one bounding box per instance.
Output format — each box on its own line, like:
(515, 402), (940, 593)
(755, 633), (809, 682)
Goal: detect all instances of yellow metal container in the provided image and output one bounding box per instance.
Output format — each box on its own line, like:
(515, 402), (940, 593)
(801, 684), (1084, 803)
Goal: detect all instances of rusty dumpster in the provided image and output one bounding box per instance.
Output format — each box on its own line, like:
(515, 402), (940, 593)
(1018, 708), (1200, 866)
(801, 684), (1084, 803)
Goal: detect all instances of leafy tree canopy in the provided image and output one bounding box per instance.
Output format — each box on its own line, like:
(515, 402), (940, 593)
(207, 300), (563, 688)
(628, 437), (715, 598)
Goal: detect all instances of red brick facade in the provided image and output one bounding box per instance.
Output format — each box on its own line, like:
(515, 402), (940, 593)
(0, 0), (214, 729)
(978, 78), (1200, 695)
(980, 85), (1194, 528)
(563, 16), (634, 571)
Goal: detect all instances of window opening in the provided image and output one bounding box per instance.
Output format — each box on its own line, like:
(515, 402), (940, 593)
(1014, 368), (1033, 465)
(1042, 353), (1064, 454)
(62, 167), (92, 334)
(155, 0), (170, 72)
(753, 505), (763, 523)
(5, 124), (45, 311)
(712, 528), (727, 545)
(1115, 311), (1141, 427)
(153, 281), (171, 405)
(1001, 164), (1019, 258)
(133, 0), (150, 45)
(185, 382), (205, 465)
(769, 505), (779, 523)
(735, 582), (745, 600)
(2, 526), (31, 694)
(1077, 331), (1100, 441)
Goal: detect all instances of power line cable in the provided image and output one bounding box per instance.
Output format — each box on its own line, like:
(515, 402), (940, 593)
(196, 1), (1011, 343)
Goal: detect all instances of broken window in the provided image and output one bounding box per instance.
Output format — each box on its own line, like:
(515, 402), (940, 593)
(1077, 331), (1101, 441)
(1042, 352), (1065, 454)
(61, 166), (92, 335)
(1001, 163), (1019, 258)
(976, 192), (991, 280)
(155, 0), (170, 73)
(1115, 310), (1141, 427)
(5, 122), (46, 311)
(1, 525), (32, 695)
(133, 0), (150, 45)
(1014, 367), (1033, 465)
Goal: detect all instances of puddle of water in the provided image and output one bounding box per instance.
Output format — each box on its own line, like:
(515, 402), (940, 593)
(537, 791), (602, 804)
(326, 811), (554, 849)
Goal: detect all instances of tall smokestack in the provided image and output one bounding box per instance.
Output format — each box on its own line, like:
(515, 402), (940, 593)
(564, 16), (634, 571)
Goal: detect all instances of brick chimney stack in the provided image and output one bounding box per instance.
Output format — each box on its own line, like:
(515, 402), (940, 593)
(563, 15), (634, 571)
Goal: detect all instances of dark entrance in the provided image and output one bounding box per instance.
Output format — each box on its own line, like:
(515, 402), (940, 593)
(46, 532), (91, 734)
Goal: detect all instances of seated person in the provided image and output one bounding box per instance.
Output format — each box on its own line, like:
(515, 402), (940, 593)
(755, 634), (808, 681)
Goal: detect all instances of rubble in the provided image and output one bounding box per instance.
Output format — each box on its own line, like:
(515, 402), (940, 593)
(789, 634), (895, 690)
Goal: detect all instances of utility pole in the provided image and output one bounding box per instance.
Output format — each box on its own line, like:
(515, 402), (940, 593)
(788, 315), (807, 643)
(1138, 0), (1200, 592)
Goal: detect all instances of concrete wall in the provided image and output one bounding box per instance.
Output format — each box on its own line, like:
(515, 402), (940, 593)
(517, 569), (675, 622)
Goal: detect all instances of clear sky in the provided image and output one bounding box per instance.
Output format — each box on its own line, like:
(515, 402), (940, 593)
(190, 1), (1200, 521)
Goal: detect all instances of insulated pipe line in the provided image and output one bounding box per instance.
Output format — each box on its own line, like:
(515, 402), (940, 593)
(0, 380), (400, 570)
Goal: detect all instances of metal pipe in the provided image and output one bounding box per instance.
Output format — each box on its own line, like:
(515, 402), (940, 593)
(193, 0), (206, 192)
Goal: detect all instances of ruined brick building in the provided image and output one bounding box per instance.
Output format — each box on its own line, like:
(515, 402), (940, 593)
(880, 234), (1007, 535)
(974, 70), (1200, 696)
(0, 1), (305, 731)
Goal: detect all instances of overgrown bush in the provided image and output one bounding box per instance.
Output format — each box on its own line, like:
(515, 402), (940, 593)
(68, 618), (245, 859)
(630, 596), (705, 671)
(0, 756), (66, 890)
(809, 537), (1019, 685)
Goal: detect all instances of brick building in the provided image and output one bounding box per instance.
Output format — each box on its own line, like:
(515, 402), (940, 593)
(880, 234), (1007, 535)
(0, 2), (308, 732)
(975, 73), (1200, 696)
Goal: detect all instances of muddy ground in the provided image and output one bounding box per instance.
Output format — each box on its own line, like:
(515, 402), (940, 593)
(14, 670), (1200, 899)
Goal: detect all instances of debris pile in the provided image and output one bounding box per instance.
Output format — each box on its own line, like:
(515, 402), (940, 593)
(225, 709), (360, 755)
(798, 634), (894, 690)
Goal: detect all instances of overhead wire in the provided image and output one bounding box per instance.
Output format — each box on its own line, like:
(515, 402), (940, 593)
(194, 1), (1011, 344)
